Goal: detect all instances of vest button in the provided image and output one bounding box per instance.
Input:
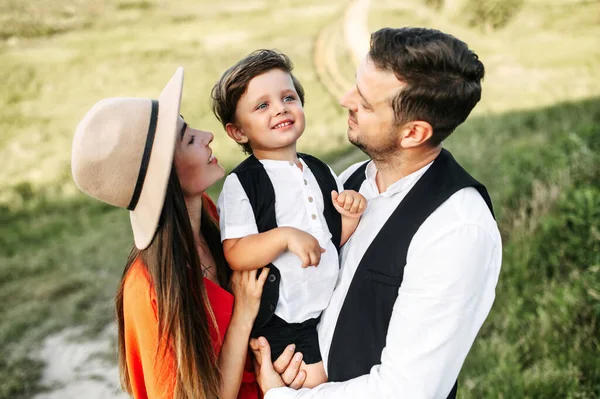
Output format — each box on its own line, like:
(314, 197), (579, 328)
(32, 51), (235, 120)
(268, 274), (277, 283)
(269, 304), (275, 311)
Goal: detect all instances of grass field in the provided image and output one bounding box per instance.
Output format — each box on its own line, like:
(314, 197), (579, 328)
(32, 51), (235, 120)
(1, 0), (599, 397)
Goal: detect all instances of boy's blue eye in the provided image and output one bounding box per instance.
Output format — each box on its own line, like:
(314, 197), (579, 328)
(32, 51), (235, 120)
(283, 95), (295, 102)
(256, 103), (268, 110)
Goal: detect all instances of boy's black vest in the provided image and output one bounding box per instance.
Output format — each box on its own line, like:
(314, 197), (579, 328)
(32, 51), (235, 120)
(231, 153), (342, 336)
(327, 149), (495, 399)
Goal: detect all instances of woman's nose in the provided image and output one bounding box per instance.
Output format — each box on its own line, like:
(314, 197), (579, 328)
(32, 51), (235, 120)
(200, 130), (214, 144)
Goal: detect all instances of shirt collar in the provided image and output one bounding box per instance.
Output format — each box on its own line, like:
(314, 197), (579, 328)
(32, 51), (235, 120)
(258, 158), (305, 169)
(364, 159), (433, 198)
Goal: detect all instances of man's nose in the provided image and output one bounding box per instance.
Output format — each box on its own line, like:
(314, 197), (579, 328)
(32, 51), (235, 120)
(340, 88), (357, 110)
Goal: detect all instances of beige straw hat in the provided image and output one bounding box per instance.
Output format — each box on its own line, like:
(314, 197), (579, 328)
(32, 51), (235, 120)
(72, 67), (184, 249)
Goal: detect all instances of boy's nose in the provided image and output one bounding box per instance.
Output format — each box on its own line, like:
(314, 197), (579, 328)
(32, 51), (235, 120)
(275, 103), (288, 116)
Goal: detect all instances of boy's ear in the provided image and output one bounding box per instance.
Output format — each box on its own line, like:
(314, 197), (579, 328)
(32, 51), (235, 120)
(225, 123), (249, 144)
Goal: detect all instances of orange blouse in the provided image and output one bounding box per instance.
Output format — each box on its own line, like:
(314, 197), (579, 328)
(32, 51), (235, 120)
(122, 194), (260, 398)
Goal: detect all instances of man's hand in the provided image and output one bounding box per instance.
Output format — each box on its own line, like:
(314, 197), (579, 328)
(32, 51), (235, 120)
(332, 190), (366, 218)
(284, 227), (326, 268)
(250, 337), (306, 393)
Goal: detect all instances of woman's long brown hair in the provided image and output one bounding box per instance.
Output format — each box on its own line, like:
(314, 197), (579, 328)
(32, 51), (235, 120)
(115, 167), (230, 398)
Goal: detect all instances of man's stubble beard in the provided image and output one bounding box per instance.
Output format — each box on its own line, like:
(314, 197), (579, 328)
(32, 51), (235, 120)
(347, 127), (398, 163)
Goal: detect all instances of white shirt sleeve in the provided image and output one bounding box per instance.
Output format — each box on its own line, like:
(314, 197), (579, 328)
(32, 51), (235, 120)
(216, 173), (259, 242)
(265, 222), (501, 399)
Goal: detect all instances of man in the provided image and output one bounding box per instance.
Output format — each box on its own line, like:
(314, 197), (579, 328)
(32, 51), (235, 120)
(252, 27), (502, 398)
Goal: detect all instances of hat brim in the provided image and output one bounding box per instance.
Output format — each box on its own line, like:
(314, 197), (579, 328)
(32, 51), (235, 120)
(129, 67), (184, 249)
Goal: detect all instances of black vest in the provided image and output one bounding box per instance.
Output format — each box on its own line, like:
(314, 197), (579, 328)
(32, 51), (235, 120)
(327, 149), (494, 398)
(231, 153), (342, 336)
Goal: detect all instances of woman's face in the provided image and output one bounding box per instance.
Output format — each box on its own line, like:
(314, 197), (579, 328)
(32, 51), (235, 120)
(174, 117), (225, 197)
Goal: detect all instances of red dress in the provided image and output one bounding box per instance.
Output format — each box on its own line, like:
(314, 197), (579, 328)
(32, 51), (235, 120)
(122, 194), (260, 398)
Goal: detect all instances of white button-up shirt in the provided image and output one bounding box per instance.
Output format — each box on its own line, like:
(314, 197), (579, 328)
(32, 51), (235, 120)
(217, 158), (343, 324)
(265, 159), (502, 399)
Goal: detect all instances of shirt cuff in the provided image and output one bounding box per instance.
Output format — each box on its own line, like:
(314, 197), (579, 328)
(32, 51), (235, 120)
(220, 225), (259, 242)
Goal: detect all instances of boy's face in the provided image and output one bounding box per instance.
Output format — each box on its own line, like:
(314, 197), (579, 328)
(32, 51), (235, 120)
(228, 68), (305, 157)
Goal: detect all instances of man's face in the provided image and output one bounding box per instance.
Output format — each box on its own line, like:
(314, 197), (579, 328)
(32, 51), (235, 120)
(340, 56), (405, 160)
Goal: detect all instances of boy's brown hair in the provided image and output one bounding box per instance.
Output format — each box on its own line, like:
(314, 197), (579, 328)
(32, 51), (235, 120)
(211, 49), (305, 154)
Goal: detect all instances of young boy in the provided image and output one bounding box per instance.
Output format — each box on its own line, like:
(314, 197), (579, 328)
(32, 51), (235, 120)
(212, 49), (366, 388)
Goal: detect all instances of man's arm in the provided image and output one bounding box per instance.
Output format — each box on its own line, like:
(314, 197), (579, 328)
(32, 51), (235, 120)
(263, 222), (501, 399)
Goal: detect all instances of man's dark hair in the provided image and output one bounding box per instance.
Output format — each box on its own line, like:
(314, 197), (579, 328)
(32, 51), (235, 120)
(369, 27), (485, 145)
(211, 49), (305, 154)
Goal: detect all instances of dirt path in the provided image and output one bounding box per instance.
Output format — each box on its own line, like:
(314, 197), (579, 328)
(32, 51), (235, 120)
(34, 324), (127, 399)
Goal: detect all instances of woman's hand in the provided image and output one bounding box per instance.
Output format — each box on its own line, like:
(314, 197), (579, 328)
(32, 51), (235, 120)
(250, 337), (306, 393)
(230, 268), (269, 329)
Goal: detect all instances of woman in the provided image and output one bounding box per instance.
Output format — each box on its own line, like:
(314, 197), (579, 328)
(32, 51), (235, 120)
(72, 67), (268, 398)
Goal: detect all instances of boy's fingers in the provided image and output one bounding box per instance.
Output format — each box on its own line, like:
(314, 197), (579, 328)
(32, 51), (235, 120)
(350, 198), (361, 213)
(343, 195), (354, 211)
(331, 190), (338, 201)
(336, 191), (347, 205)
(359, 200), (367, 212)
(299, 253), (310, 268)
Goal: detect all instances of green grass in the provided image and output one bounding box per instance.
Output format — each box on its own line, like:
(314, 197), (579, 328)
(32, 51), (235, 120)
(0, 0), (599, 397)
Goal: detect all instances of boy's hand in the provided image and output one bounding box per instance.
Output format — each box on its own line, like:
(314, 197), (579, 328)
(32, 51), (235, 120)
(285, 227), (326, 268)
(332, 190), (367, 218)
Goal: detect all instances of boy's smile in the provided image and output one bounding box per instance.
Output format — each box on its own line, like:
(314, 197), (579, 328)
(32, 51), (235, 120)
(227, 68), (306, 160)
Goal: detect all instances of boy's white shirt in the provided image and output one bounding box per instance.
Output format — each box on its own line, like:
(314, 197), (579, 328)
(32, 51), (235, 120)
(264, 160), (502, 399)
(217, 157), (344, 323)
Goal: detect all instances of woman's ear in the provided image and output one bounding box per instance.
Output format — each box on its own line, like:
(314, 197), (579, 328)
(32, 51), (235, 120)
(225, 123), (249, 145)
(399, 120), (433, 148)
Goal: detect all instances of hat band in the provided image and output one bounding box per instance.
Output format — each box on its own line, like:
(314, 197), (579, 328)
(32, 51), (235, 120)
(127, 99), (159, 211)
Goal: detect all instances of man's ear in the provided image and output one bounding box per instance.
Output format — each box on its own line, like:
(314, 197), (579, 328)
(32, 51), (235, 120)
(225, 122), (249, 145)
(399, 121), (433, 148)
